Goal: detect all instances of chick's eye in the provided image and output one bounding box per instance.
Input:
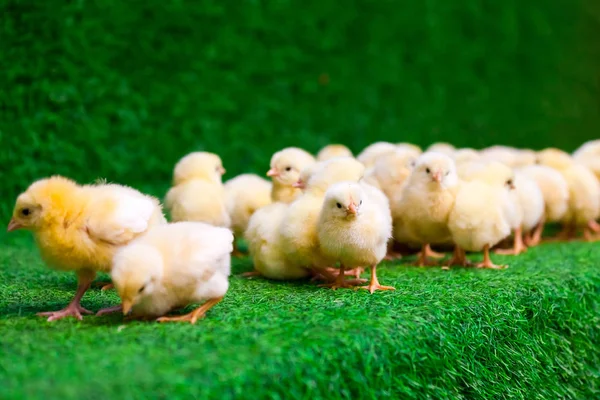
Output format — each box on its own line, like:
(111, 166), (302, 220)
(506, 180), (513, 185)
(336, 203), (342, 209)
(359, 200), (363, 205)
(425, 168), (431, 174)
(285, 166), (292, 172)
(138, 285), (146, 294)
(21, 208), (30, 216)
(445, 171), (450, 176)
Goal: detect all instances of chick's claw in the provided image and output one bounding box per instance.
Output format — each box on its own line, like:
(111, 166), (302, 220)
(37, 303), (93, 322)
(359, 283), (396, 294)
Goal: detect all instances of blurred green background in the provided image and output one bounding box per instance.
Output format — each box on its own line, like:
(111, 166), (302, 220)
(2, 0), (599, 220)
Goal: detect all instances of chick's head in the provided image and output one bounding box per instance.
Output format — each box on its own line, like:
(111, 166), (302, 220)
(537, 148), (573, 170)
(470, 161), (516, 190)
(7, 176), (79, 232)
(412, 152), (459, 189)
(294, 163), (320, 190)
(267, 147), (315, 186)
(173, 152), (225, 186)
(317, 144), (353, 161)
(306, 157), (365, 195)
(112, 244), (164, 315)
(323, 182), (365, 219)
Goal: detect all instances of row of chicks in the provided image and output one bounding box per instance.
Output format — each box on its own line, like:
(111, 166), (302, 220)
(164, 139), (600, 294)
(6, 139), (599, 323)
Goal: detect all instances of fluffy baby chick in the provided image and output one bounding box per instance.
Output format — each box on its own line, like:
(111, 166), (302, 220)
(316, 144), (353, 161)
(107, 222), (232, 323)
(292, 163), (320, 191)
(519, 165), (569, 245)
(318, 182), (394, 293)
(396, 143), (423, 154)
(495, 171), (544, 255)
(363, 149), (418, 201)
(357, 142), (398, 168)
(538, 148), (600, 240)
(573, 140), (600, 181)
(426, 142), (455, 156)
(453, 148), (481, 165)
(7, 176), (166, 321)
(224, 174), (272, 255)
(394, 152), (460, 266)
(280, 157), (366, 276)
(165, 152), (230, 228)
(448, 162), (516, 269)
(267, 147), (316, 203)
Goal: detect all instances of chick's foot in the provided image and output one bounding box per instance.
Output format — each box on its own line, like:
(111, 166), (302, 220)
(240, 271), (262, 278)
(100, 283), (114, 291)
(157, 298), (223, 324)
(318, 266), (365, 290)
(495, 228), (527, 255)
(414, 244), (442, 266)
(96, 305), (122, 316)
(446, 246), (472, 268)
(476, 245), (507, 270)
(37, 303), (93, 322)
(384, 250), (403, 261)
(358, 265), (395, 294)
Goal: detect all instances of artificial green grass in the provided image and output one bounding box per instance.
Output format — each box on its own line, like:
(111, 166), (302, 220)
(1, 233), (598, 399)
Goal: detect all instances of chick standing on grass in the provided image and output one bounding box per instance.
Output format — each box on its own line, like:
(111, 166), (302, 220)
(318, 182), (394, 293)
(316, 144), (353, 161)
(7, 176), (166, 321)
(280, 157), (366, 277)
(267, 147), (316, 203)
(101, 222), (232, 324)
(537, 148), (600, 240)
(393, 153), (459, 266)
(165, 152), (230, 228)
(447, 162), (516, 269)
(224, 174), (272, 256)
(519, 165), (569, 246)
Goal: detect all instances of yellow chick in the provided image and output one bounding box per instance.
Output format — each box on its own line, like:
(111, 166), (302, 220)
(573, 139), (600, 181)
(393, 152), (460, 266)
(356, 142), (398, 168)
(292, 163), (321, 191)
(318, 182), (394, 293)
(479, 145), (519, 167)
(519, 165), (569, 245)
(165, 152), (230, 228)
(316, 144), (353, 161)
(426, 142), (455, 156)
(448, 162), (516, 269)
(453, 148), (481, 165)
(106, 222), (232, 324)
(537, 148), (600, 240)
(224, 174), (272, 255)
(267, 147), (316, 203)
(396, 143), (423, 154)
(7, 176), (166, 321)
(279, 157), (366, 274)
(363, 149), (419, 202)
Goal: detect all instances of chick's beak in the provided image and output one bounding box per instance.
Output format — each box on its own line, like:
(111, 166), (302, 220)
(292, 180), (305, 189)
(347, 203), (357, 215)
(432, 172), (442, 183)
(509, 183), (516, 190)
(266, 168), (279, 177)
(218, 166), (226, 175)
(7, 218), (22, 232)
(122, 300), (133, 315)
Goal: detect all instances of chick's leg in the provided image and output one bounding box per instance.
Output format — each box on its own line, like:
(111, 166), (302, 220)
(525, 218), (545, 247)
(37, 269), (95, 321)
(583, 224), (600, 242)
(495, 227), (527, 255)
(414, 244), (442, 266)
(476, 245), (507, 270)
(157, 297), (223, 324)
(359, 264), (395, 294)
(318, 265), (365, 289)
(96, 305), (122, 316)
(445, 246), (472, 269)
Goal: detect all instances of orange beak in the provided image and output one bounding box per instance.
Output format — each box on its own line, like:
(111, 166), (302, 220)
(292, 180), (305, 189)
(508, 182), (516, 190)
(218, 166), (226, 175)
(7, 218), (22, 232)
(122, 300), (133, 315)
(432, 172), (442, 183)
(347, 202), (357, 215)
(266, 168), (279, 177)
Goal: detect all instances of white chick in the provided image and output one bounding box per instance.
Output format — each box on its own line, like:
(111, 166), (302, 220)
(267, 147), (316, 203)
(108, 222), (232, 324)
(356, 142), (398, 168)
(495, 171), (544, 255)
(393, 152), (459, 266)
(519, 165), (569, 245)
(316, 144), (353, 161)
(448, 162), (516, 269)
(279, 157), (366, 276)
(426, 142), (455, 156)
(573, 140), (600, 181)
(165, 152), (230, 228)
(538, 148), (600, 240)
(224, 174), (272, 255)
(318, 182), (394, 293)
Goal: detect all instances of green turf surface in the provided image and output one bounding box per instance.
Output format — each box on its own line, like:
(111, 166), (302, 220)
(1, 233), (598, 399)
